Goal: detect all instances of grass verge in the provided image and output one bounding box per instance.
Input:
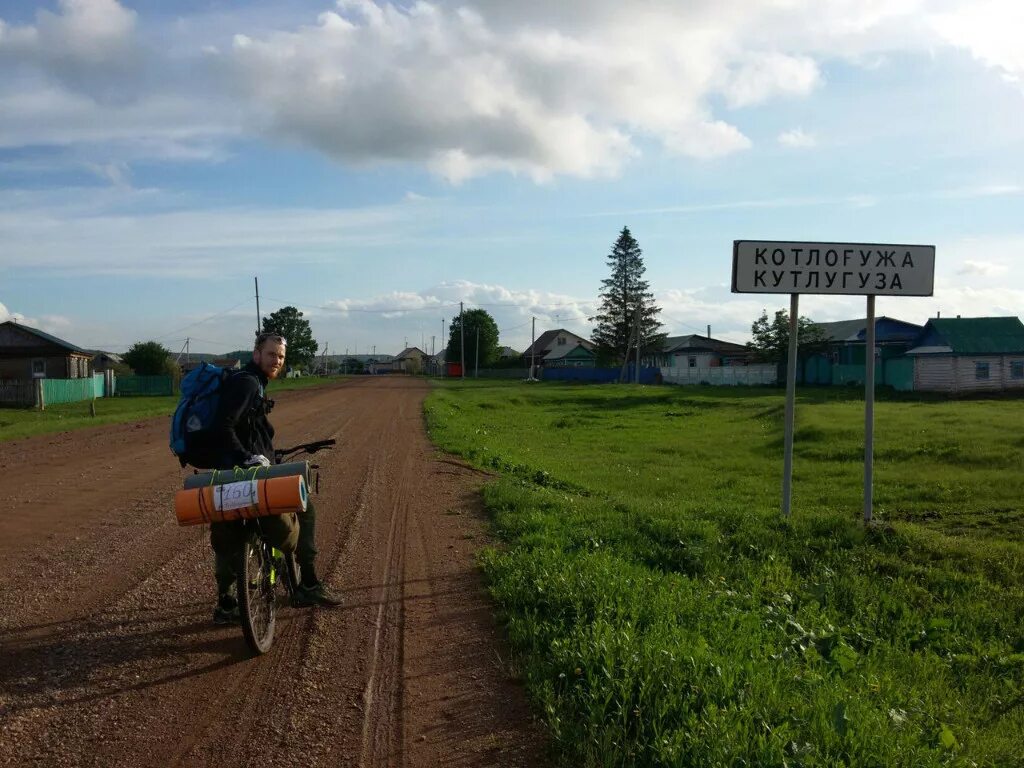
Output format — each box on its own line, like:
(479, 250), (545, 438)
(0, 375), (350, 442)
(425, 380), (1024, 767)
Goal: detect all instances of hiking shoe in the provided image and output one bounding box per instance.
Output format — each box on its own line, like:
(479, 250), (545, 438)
(292, 582), (343, 608)
(213, 593), (240, 625)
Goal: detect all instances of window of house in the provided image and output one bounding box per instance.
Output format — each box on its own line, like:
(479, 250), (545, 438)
(688, 356), (697, 368)
(32, 359), (45, 376)
(1011, 361), (1024, 380)
(975, 361), (990, 380)
(557, 336), (566, 345)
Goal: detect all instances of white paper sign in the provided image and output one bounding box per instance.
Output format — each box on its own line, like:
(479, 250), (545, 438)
(732, 240), (935, 296)
(214, 480), (259, 511)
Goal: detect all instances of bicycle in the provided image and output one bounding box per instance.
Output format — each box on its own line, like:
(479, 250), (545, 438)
(236, 438), (336, 655)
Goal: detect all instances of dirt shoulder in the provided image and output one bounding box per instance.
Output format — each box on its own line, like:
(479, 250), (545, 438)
(0, 377), (546, 767)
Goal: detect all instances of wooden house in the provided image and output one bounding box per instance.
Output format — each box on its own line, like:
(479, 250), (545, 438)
(0, 321), (93, 380)
(907, 317), (1024, 393)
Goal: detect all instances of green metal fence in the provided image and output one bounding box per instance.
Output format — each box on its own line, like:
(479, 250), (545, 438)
(41, 376), (105, 406)
(832, 360), (914, 391)
(883, 357), (915, 392)
(115, 375), (175, 396)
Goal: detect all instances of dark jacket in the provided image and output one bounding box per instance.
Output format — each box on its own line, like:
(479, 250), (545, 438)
(214, 361), (275, 469)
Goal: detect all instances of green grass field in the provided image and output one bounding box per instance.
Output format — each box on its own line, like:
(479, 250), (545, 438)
(0, 374), (349, 442)
(425, 380), (1024, 767)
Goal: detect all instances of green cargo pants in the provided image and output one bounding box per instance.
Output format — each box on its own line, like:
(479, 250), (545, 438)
(210, 501), (319, 595)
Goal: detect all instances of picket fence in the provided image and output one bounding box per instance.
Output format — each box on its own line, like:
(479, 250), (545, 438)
(660, 365), (778, 387)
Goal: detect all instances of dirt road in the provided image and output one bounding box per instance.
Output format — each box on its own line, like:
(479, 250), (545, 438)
(0, 377), (544, 767)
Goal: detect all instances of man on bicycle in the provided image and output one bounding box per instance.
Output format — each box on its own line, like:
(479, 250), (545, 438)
(210, 330), (341, 624)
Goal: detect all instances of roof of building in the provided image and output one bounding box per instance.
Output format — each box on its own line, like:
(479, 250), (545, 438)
(522, 329), (592, 357)
(661, 334), (750, 355)
(0, 320), (91, 355)
(89, 350), (124, 363)
(544, 342), (596, 361)
(814, 319), (868, 342)
(212, 357), (241, 368)
(814, 316), (923, 343)
(498, 346), (520, 357)
(909, 316), (1024, 355)
(394, 346), (427, 360)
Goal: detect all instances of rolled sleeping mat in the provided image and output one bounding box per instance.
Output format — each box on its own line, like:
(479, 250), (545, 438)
(175, 474), (308, 526)
(183, 461), (310, 490)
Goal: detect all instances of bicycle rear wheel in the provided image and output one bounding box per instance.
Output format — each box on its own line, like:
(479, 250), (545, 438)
(237, 536), (276, 655)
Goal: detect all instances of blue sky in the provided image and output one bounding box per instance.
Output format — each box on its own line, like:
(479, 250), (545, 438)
(1, 0), (1022, 356)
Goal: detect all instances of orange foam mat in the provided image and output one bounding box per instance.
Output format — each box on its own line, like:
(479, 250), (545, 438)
(175, 474), (308, 526)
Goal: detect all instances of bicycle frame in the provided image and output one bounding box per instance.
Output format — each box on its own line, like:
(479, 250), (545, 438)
(235, 438), (334, 655)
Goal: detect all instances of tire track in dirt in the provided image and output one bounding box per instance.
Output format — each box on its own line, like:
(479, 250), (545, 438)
(0, 377), (547, 767)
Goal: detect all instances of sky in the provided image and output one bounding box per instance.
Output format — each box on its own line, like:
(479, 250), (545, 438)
(1, 0), (1022, 356)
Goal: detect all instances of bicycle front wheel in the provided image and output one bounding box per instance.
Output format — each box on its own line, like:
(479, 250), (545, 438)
(237, 536), (276, 655)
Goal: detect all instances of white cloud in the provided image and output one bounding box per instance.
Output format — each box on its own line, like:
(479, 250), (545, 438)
(0, 301), (74, 336)
(0, 0), (138, 99)
(931, 0), (1024, 84)
(957, 260), (1010, 277)
(778, 127), (817, 148)
(722, 52), (822, 108)
(0, 301), (27, 324)
(319, 280), (596, 350)
(0, 0), (1021, 180)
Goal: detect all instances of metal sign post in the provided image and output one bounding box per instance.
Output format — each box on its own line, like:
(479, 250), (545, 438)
(732, 240), (935, 522)
(864, 294), (876, 523)
(782, 293), (799, 518)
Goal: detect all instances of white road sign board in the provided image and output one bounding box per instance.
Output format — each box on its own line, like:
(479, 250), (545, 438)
(732, 240), (935, 296)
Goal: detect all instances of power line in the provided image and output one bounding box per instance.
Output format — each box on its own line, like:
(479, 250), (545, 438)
(153, 299), (251, 341)
(261, 296), (461, 314)
(660, 313), (710, 334)
(497, 319), (532, 334)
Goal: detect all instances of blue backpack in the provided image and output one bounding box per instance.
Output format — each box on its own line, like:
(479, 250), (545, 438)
(170, 363), (262, 468)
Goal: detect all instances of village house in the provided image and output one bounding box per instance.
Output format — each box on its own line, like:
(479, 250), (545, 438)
(655, 334), (753, 368)
(907, 316), (1024, 394)
(0, 320), (93, 380)
(89, 351), (124, 374)
(521, 329), (596, 369)
(392, 346), (427, 374)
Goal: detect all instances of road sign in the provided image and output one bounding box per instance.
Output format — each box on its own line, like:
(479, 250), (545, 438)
(732, 240), (935, 296)
(733, 239), (937, 524)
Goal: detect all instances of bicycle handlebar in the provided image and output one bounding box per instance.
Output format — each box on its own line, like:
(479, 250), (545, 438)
(274, 438), (336, 460)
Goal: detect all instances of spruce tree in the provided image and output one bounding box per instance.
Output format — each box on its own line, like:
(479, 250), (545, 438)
(590, 227), (666, 364)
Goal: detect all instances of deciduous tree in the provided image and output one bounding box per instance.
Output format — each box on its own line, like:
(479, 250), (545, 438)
(747, 309), (828, 363)
(124, 341), (174, 376)
(446, 308), (500, 372)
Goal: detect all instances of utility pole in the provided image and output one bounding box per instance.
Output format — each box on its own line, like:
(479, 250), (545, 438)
(634, 301), (641, 384)
(475, 326), (480, 378)
(186, 337), (190, 366)
(530, 316), (536, 380)
(459, 302), (465, 379)
(619, 301), (634, 384)
(254, 276), (261, 336)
